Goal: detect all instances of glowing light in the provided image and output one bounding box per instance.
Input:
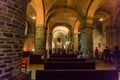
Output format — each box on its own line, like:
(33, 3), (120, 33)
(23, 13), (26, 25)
(23, 48), (28, 52)
(32, 16), (36, 19)
(99, 18), (104, 21)
(32, 49), (35, 51)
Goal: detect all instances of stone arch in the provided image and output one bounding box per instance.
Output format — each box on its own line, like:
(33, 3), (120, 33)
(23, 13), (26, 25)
(46, 6), (84, 22)
(30, 0), (45, 26)
(51, 23), (72, 51)
(27, 4), (36, 19)
(114, 9), (120, 27)
(50, 23), (72, 34)
(86, 0), (102, 26)
(45, 6), (83, 27)
(93, 10), (111, 52)
(112, 9), (120, 47)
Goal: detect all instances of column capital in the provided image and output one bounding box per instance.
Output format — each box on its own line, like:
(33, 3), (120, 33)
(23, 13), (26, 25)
(47, 33), (52, 35)
(35, 24), (46, 28)
(80, 26), (93, 30)
(28, 0), (31, 2)
(80, 17), (93, 30)
(86, 16), (93, 26)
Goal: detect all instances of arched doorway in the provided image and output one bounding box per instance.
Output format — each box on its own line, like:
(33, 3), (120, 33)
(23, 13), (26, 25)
(52, 26), (71, 53)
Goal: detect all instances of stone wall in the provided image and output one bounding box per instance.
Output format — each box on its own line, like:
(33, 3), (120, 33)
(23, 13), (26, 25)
(0, 0), (28, 79)
(35, 26), (47, 54)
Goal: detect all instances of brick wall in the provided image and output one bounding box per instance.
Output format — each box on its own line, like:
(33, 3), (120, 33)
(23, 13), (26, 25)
(0, 0), (28, 79)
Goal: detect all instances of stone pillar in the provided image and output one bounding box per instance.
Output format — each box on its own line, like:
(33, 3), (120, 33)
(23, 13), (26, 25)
(0, 0), (28, 79)
(46, 34), (52, 58)
(105, 27), (117, 49)
(105, 27), (111, 48)
(47, 34), (52, 50)
(73, 34), (78, 52)
(105, 24), (112, 48)
(81, 27), (93, 58)
(35, 26), (47, 55)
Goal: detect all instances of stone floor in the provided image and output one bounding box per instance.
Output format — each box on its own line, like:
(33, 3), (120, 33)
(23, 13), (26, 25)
(23, 57), (118, 80)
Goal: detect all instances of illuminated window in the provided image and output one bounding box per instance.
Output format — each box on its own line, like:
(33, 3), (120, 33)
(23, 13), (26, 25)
(24, 21), (28, 35)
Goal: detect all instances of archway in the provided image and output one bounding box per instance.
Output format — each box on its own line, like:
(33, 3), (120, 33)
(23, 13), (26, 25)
(52, 26), (70, 53)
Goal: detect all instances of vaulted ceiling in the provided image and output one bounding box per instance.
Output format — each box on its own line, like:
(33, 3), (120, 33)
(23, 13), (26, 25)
(27, 0), (120, 34)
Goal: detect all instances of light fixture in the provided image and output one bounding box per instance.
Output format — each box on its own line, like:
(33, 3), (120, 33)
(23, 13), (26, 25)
(99, 18), (104, 21)
(32, 48), (35, 51)
(32, 16), (36, 19)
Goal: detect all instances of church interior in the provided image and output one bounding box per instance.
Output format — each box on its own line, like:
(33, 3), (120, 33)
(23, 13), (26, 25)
(1, 0), (120, 80)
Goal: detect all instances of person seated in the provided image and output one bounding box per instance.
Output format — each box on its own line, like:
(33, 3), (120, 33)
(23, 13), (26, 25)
(60, 46), (66, 54)
(68, 49), (74, 54)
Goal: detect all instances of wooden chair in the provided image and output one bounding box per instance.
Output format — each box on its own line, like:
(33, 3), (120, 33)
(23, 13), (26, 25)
(22, 59), (27, 71)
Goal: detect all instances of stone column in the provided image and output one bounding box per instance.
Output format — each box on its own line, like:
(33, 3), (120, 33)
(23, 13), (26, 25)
(46, 34), (52, 58)
(73, 34), (78, 52)
(105, 26), (111, 48)
(81, 27), (93, 58)
(47, 34), (52, 50)
(35, 26), (47, 55)
(105, 27), (117, 49)
(0, 0), (28, 79)
(70, 33), (74, 50)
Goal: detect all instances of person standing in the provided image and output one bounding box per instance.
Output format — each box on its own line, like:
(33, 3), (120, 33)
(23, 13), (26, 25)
(103, 46), (111, 63)
(94, 47), (99, 59)
(113, 46), (120, 69)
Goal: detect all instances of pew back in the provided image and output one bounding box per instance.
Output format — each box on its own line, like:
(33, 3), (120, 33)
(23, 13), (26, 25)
(29, 54), (44, 64)
(46, 58), (87, 62)
(44, 61), (95, 69)
(36, 70), (119, 80)
(50, 54), (77, 58)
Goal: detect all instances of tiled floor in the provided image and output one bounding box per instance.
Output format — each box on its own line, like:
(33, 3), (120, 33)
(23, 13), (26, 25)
(24, 57), (117, 80)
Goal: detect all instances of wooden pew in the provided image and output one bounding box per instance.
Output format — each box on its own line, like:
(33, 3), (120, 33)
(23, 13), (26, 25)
(36, 70), (119, 80)
(23, 51), (32, 58)
(46, 58), (87, 62)
(44, 61), (95, 69)
(50, 54), (77, 58)
(29, 54), (44, 64)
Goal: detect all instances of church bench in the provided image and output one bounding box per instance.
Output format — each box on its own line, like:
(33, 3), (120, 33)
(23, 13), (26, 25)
(44, 61), (95, 69)
(46, 58), (87, 62)
(50, 54), (77, 58)
(36, 70), (118, 80)
(22, 51), (32, 58)
(29, 54), (44, 64)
